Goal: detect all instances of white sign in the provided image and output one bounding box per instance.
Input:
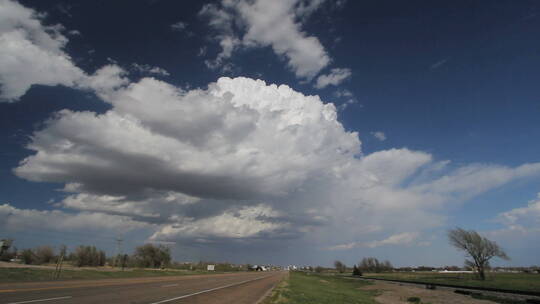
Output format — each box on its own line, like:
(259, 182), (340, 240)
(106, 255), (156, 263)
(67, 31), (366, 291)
(207, 265), (215, 271)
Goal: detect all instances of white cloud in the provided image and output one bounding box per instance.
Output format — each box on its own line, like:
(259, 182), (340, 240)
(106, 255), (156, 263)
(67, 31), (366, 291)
(366, 232), (419, 248)
(314, 68), (351, 89)
(0, 0), (86, 101)
(337, 99), (357, 111)
(15, 77), (359, 202)
(0, 0), (131, 102)
(371, 131), (386, 141)
(0, 203), (148, 233)
(170, 21), (187, 31)
(131, 63), (170, 76)
(200, 0), (330, 79)
(411, 163), (540, 201)
(81, 64), (129, 97)
(482, 193), (540, 253)
(497, 193), (540, 228)
(333, 89), (357, 110)
(334, 89), (353, 98)
(358, 148), (432, 186)
(327, 232), (419, 250)
(150, 204), (285, 240)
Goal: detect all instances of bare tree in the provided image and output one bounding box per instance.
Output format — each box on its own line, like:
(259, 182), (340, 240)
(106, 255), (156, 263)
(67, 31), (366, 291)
(382, 260), (393, 271)
(448, 228), (509, 280)
(334, 260), (346, 273)
(72, 245), (106, 267)
(34, 246), (55, 265)
(359, 257), (382, 273)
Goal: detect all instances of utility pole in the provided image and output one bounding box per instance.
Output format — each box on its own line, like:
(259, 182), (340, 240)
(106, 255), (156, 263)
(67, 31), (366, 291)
(121, 254), (128, 271)
(114, 238), (123, 268)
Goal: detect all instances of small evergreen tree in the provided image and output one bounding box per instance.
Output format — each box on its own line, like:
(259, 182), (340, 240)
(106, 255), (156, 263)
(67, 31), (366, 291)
(352, 264), (362, 276)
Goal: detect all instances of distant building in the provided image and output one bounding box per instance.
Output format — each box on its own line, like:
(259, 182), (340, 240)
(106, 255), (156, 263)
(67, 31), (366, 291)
(251, 265), (267, 271)
(438, 270), (474, 274)
(285, 265), (297, 271)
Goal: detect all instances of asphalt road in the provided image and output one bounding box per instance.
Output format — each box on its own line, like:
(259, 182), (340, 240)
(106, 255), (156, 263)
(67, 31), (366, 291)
(0, 271), (287, 304)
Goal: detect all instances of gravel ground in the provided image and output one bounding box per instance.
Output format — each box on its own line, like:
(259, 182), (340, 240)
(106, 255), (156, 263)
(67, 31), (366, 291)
(360, 281), (496, 304)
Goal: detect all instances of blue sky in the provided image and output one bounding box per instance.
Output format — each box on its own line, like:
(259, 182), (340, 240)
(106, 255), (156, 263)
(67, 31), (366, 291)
(1, 0), (539, 267)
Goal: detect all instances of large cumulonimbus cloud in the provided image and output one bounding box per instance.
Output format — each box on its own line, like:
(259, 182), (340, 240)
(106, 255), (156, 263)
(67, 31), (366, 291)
(15, 76), (359, 200)
(3, 0), (540, 253)
(12, 73), (540, 246)
(12, 75), (362, 242)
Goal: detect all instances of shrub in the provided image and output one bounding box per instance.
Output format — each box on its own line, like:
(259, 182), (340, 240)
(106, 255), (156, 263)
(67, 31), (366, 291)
(407, 297), (421, 303)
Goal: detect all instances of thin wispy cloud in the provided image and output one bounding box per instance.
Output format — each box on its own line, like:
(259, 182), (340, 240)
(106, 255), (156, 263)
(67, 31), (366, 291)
(430, 58), (450, 70)
(170, 21), (187, 31)
(314, 68), (352, 89)
(326, 232), (420, 250)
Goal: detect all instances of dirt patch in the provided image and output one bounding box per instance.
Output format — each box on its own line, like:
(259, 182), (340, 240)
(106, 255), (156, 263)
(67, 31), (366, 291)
(360, 281), (496, 304)
(258, 273), (290, 304)
(319, 279), (329, 283)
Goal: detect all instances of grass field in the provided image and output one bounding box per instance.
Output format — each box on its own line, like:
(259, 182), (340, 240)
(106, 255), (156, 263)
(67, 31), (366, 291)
(264, 271), (377, 304)
(364, 272), (540, 292)
(0, 267), (212, 283)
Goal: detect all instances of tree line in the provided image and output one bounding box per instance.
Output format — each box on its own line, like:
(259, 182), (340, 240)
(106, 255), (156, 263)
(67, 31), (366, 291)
(1, 239), (270, 272)
(0, 239), (171, 269)
(334, 257), (394, 276)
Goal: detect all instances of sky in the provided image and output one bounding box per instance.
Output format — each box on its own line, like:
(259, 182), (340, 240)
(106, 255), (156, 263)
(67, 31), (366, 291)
(1, 0), (539, 268)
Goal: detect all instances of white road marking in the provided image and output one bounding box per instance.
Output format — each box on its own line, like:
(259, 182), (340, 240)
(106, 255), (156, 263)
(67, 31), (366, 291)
(161, 284), (179, 288)
(7, 296), (72, 304)
(149, 274), (274, 304)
